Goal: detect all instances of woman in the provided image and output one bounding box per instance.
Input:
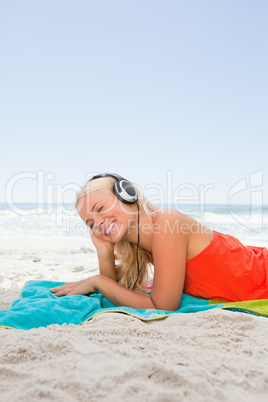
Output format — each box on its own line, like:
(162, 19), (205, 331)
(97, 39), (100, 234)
(50, 174), (268, 311)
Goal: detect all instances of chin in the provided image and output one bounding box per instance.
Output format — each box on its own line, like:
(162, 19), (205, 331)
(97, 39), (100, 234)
(110, 227), (128, 244)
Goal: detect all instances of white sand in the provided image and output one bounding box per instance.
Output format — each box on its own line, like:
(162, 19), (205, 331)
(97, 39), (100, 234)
(1, 236), (268, 401)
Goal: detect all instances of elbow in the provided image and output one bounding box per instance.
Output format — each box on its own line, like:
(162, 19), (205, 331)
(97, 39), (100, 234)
(148, 296), (157, 310)
(159, 305), (179, 312)
(160, 305), (178, 312)
(151, 297), (180, 312)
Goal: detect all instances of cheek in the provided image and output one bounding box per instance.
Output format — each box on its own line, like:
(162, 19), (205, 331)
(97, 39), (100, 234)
(93, 228), (103, 237)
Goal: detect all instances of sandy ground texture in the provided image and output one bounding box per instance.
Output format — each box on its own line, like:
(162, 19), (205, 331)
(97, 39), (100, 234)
(1, 236), (268, 402)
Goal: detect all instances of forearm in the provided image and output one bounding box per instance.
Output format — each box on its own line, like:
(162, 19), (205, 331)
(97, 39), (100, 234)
(94, 274), (156, 309)
(97, 248), (117, 281)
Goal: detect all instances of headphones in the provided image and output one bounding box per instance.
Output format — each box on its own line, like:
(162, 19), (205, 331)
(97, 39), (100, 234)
(88, 173), (138, 205)
(87, 173), (140, 291)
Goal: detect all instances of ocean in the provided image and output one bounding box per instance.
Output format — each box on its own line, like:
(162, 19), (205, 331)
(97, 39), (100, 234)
(0, 203), (267, 247)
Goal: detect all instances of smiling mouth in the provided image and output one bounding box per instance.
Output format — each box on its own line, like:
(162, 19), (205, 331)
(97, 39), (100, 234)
(106, 220), (116, 236)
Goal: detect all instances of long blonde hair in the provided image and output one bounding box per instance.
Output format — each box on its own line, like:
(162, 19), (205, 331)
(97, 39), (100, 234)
(75, 176), (160, 294)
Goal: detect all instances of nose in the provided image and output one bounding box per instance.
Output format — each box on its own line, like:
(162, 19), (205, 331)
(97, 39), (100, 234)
(94, 217), (104, 232)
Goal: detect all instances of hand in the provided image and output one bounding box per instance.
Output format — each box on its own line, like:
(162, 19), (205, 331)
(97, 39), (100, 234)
(90, 229), (115, 253)
(49, 276), (99, 297)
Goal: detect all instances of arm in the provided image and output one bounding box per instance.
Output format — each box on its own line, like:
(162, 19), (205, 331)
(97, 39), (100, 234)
(90, 229), (117, 281)
(97, 246), (117, 281)
(50, 275), (156, 309)
(94, 275), (156, 309)
(150, 210), (188, 311)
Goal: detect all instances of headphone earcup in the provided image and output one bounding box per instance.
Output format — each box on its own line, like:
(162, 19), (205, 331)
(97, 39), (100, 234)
(88, 173), (138, 204)
(113, 180), (138, 204)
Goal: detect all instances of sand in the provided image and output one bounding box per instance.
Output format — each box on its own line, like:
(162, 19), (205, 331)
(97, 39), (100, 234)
(1, 236), (268, 401)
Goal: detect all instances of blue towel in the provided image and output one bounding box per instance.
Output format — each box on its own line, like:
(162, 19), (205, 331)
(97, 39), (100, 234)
(0, 280), (222, 330)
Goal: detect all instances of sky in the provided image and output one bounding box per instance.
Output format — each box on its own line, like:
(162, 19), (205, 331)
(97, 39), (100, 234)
(0, 0), (267, 207)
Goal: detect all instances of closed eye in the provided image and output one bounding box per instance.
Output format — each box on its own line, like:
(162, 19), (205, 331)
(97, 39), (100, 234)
(90, 206), (103, 229)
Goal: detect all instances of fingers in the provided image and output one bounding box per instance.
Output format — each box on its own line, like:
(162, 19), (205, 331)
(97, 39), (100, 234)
(51, 289), (73, 297)
(49, 282), (78, 296)
(49, 282), (77, 291)
(51, 291), (65, 297)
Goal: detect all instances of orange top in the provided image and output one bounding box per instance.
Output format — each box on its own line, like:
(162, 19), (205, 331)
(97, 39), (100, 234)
(148, 213), (268, 301)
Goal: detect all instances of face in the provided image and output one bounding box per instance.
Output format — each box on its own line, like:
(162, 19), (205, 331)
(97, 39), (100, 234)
(77, 190), (136, 243)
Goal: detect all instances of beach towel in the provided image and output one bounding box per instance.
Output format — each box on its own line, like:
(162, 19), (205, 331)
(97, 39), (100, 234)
(0, 280), (268, 330)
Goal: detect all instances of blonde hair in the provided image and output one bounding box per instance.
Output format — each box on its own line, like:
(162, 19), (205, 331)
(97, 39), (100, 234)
(75, 176), (160, 294)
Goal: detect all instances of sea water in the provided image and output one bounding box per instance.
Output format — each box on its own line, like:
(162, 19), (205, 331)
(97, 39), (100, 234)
(0, 203), (267, 248)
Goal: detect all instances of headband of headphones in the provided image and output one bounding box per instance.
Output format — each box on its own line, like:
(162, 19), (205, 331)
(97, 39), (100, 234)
(88, 173), (138, 204)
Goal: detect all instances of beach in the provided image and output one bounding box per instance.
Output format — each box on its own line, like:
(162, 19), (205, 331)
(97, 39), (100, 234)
(1, 234), (268, 401)
(2, 0), (268, 398)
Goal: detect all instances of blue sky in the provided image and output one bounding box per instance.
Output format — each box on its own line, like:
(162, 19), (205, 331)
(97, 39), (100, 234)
(1, 0), (267, 206)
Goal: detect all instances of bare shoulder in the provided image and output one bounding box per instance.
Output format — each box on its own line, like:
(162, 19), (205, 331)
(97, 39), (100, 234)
(153, 208), (214, 260)
(153, 208), (196, 235)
